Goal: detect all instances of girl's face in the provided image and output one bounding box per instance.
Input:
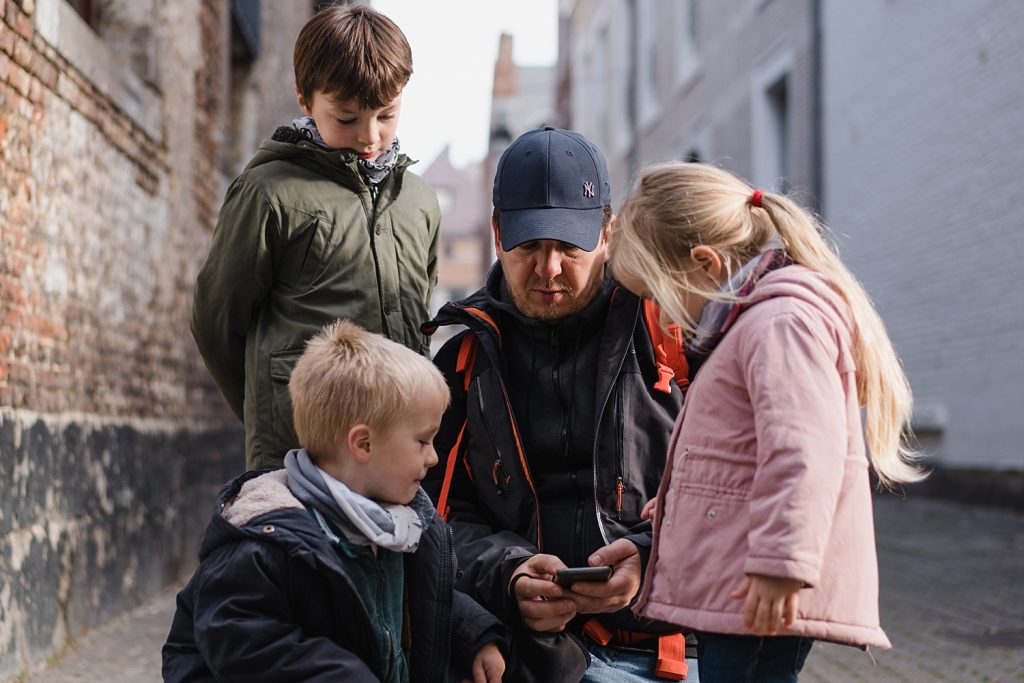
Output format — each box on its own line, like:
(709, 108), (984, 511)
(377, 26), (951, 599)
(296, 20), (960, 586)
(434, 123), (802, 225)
(612, 246), (722, 326)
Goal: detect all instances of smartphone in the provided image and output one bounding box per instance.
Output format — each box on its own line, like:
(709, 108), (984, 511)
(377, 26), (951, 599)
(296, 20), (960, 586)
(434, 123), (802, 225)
(554, 566), (613, 587)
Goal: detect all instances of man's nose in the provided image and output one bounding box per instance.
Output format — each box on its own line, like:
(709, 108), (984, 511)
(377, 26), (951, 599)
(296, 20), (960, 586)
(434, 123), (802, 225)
(535, 248), (563, 280)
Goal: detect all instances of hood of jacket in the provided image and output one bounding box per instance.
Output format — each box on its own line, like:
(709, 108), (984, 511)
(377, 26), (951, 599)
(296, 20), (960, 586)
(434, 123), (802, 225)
(743, 266), (854, 343)
(243, 128), (416, 192)
(196, 469), (333, 565)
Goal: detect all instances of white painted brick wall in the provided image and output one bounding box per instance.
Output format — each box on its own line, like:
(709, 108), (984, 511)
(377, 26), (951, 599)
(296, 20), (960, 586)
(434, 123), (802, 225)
(823, 0), (1024, 469)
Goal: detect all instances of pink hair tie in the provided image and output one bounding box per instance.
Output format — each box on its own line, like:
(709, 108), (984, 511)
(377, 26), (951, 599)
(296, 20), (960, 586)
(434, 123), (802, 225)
(751, 189), (764, 208)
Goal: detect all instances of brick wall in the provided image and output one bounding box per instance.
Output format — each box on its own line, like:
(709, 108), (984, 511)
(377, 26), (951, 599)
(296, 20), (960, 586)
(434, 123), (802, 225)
(0, 0), (307, 677)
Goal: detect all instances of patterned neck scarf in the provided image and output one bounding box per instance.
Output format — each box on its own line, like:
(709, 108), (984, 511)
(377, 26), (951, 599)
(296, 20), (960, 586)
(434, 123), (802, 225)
(284, 449), (430, 553)
(686, 247), (791, 362)
(285, 116), (401, 185)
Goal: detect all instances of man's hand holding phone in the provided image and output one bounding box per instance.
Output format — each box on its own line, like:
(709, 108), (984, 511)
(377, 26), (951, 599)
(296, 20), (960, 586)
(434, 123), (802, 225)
(568, 538), (643, 615)
(509, 554), (577, 633)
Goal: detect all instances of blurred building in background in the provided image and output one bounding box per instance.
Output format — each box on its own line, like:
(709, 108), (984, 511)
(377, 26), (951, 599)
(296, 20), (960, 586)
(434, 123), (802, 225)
(421, 146), (489, 352)
(428, 31), (557, 340)
(0, 0), (311, 678)
(476, 0), (1023, 505)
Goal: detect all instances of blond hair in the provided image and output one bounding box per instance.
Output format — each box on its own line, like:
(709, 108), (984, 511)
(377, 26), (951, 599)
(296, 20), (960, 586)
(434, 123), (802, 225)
(609, 162), (924, 487)
(288, 320), (449, 460)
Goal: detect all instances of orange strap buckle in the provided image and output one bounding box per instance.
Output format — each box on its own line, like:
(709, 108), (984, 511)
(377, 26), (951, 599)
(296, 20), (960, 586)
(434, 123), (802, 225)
(655, 632), (688, 680)
(583, 618), (613, 646)
(584, 620), (688, 680)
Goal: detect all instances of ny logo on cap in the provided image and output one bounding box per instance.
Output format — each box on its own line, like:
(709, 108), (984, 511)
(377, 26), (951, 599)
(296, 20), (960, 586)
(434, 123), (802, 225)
(583, 181), (595, 198)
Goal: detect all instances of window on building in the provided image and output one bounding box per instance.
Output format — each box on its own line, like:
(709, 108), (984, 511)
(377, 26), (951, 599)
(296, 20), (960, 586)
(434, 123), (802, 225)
(765, 75), (791, 192)
(675, 0), (700, 84)
(65, 0), (96, 27)
(637, 1), (660, 125)
(752, 51), (793, 193)
(224, 0), (263, 176)
(231, 0), (261, 62)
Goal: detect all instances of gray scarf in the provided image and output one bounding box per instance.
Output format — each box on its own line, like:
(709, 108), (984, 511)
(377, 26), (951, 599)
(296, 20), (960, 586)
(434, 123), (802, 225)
(284, 448), (431, 553)
(686, 247), (791, 361)
(286, 116), (401, 185)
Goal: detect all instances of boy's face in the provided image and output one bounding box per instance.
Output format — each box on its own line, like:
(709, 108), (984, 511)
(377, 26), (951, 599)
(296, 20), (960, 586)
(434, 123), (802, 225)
(295, 89), (402, 160)
(363, 398), (442, 505)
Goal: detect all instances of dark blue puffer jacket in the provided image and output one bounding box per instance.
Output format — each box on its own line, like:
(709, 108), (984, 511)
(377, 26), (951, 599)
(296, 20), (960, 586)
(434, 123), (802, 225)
(162, 469), (504, 682)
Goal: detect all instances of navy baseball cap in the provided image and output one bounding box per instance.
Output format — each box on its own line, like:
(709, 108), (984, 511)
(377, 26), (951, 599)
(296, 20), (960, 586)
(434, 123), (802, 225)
(492, 127), (612, 252)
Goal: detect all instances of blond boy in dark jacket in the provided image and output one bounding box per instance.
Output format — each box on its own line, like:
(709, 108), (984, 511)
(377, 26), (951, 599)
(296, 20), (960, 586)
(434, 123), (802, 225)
(163, 321), (505, 682)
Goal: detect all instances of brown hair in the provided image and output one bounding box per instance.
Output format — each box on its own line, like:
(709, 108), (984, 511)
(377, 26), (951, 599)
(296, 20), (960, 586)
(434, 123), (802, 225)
(293, 4), (412, 107)
(289, 320), (449, 461)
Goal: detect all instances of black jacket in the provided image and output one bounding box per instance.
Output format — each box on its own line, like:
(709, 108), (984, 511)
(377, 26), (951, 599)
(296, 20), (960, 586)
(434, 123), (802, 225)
(422, 265), (685, 636)
(162, 469), (503, 682)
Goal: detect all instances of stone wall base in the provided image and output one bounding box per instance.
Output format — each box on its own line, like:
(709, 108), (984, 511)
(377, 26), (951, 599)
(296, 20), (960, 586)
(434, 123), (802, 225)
(0, 411), (243, 680)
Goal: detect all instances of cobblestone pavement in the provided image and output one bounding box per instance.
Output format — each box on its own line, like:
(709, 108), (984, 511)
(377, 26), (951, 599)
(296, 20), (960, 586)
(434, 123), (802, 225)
(18, 495), (1024, 682)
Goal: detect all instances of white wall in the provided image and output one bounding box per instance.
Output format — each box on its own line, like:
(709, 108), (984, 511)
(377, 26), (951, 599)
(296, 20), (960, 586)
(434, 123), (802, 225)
(823, 0), (1024, 469)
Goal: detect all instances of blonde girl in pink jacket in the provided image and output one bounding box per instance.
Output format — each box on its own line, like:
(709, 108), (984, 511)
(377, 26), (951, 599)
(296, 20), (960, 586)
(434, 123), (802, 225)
(607, 162), (925, 683)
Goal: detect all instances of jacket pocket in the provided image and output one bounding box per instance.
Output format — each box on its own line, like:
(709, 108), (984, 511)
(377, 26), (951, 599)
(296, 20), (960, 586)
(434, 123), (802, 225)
(269, 349), (303, 457)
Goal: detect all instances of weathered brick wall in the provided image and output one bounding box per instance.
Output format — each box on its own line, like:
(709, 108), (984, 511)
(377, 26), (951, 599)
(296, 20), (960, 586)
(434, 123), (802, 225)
(0, 0), (304, 677)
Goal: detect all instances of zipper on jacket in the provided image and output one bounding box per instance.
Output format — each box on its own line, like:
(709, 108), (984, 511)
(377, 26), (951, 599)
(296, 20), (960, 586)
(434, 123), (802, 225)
(428, 521), (455, 681)
(477, 385), (510, 494)
(591, 329), (636, 545)
(662, 448), (690, 530)
(576, 502), (587, 564)
(615, 387), (625, 519)
(549, 328), (572, 459)
(373, 549), (395, 682)
(458, 307), (544, 549)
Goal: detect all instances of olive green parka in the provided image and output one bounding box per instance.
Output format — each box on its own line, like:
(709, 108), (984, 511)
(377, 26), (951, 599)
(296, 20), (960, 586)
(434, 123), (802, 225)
(191, 136), (440, 470)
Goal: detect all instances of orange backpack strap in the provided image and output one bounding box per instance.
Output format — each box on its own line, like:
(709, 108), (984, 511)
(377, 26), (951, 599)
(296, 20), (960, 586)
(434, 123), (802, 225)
(642, 300), (689, 393)
(655, 633), (689, 680)
(436, 333), (477, 521)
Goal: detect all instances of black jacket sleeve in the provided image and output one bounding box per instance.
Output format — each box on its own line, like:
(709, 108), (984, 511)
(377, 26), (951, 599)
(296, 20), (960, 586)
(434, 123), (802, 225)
(449, 589), (508, 673)
(185, 541), (378, 683)
(427, 332), (535, 621)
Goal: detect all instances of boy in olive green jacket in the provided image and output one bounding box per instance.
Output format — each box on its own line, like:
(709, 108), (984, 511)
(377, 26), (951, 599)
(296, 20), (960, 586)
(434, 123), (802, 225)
(192, 5), (440, 470)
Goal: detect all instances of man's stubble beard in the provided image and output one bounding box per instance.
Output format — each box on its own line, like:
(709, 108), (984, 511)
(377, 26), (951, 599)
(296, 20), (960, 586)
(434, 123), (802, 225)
(509, 276), (602, 322)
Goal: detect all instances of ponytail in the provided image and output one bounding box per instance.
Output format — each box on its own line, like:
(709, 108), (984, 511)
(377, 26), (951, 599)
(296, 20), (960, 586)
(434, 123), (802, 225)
(611, 162), (925, 488)
(758, 193), (924, 487)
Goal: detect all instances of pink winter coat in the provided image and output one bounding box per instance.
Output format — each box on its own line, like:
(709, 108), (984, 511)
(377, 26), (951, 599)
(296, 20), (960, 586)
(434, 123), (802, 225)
(634, 266), (891, 649)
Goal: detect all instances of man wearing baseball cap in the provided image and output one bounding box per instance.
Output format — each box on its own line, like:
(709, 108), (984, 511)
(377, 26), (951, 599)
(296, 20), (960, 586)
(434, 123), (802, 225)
(423, 128), (697, 681)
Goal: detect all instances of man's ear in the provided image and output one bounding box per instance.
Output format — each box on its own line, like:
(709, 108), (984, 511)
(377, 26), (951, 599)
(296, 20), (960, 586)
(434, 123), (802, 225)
(597, 217), (614, 263)
(690, 245), (724, 282)
(492, 217), (504, 257)
(347, 424), (372, 464)
(295, 86), (311, 117)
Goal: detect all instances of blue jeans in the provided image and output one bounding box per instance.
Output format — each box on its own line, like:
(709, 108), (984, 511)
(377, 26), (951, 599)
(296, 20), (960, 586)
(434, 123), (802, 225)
(696, 633), (813, 683)
(582, 642), (700, 682)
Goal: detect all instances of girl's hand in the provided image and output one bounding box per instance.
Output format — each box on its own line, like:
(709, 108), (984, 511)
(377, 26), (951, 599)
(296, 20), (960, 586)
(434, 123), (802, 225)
(730, 574), (802, 635)
(641, 496), (658, 521)
(466, 642), (505, 683)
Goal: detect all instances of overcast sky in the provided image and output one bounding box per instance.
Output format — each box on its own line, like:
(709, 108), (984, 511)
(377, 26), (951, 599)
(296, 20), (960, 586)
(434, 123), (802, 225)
(372, 0), (558, 169)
